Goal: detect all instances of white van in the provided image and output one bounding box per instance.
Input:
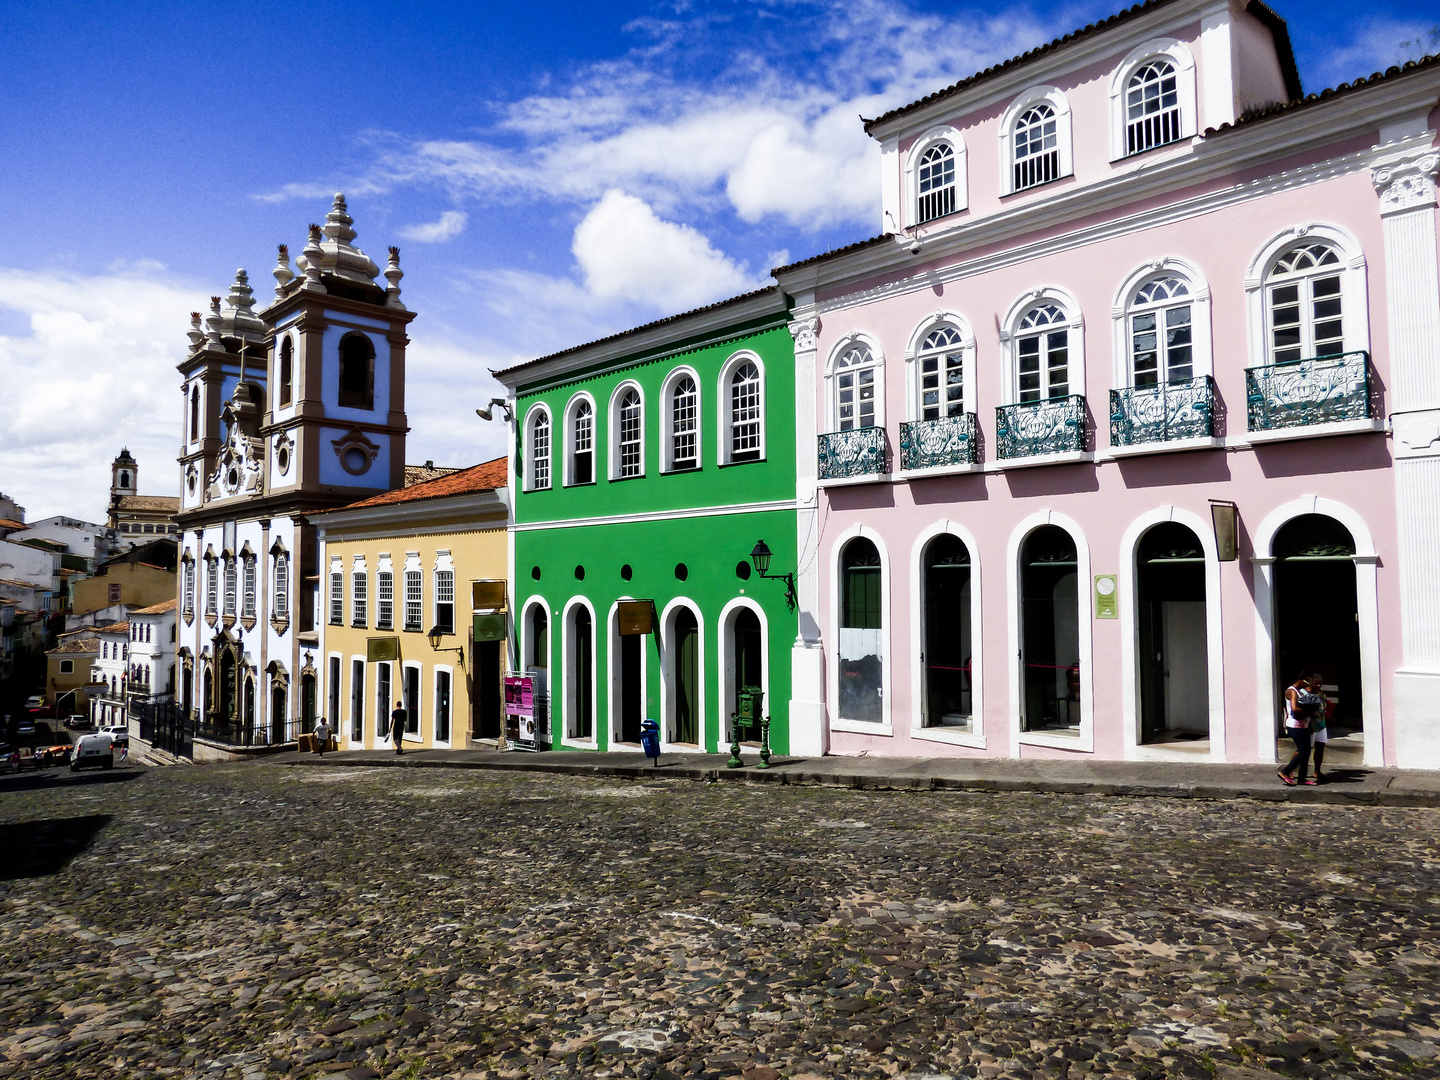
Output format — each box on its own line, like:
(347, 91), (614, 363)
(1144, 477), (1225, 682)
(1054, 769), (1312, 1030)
(70, 733), (114, 771)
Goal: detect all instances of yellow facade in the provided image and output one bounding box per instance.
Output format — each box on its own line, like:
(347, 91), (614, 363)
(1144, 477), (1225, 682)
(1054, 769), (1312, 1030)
(313, 466), (510, 751)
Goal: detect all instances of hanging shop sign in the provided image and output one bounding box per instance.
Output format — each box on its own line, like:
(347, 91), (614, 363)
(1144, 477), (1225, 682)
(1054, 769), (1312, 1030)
(472, 579), (507, 612)
(617, 600), (656, 636)
(473, 613), (508, 642)
(366, 637), (400, 662)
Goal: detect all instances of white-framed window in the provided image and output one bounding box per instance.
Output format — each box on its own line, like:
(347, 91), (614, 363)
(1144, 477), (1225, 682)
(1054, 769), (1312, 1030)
(206, 557), (219, 615)
(1108, 39), (1197, 161)
(329, 561), (343, 625)
(434, 568), (455, 635)
(918, 143), (955, 222)
(183, 557), (195, 617)
(665, 370), (699, 472)
(611, 383), (644, 479)
(223, 557), (237, 616)
(242, 553), (256, 617)
(1000, 87), (1072, 195)
(526, 405), (552, 491)
(1000, 289), (1086, 405)
(916, 325), (966, 420)
(352, 563), (367, 627)
(1266, 243), (1346, 364)
(376, 563), (394, 629)
(1128, 277), (1193, 386)
(434, 667), (453, 744)
(828, 339), (883, 431)
(566, 395), (596, 485)
(404, 563), (423, 632)
(728, 361), (762, 462)
(273, 551), (289, 619)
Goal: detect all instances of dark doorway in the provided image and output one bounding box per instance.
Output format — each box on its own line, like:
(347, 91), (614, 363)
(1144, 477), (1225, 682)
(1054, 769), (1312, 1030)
(1020, 525), (1079, 732)
(271, 684), (286, 743)
(218, 651), (236, 727)
(377, 663), (392, 739)
(570, 607), (593, 740)
(403, 666), (420, 734)
(922, 533), (972, 730)
(300, 673), (316, 733)
(1137, 522), (1208, 744)
(673, 608), (699, 744)
(1274, 514), (1361, 732)
(476, 640), (501, 739)
(733, 609), (763, 741)
(838, 537), (883, 723)
(619, 633), (643, 744)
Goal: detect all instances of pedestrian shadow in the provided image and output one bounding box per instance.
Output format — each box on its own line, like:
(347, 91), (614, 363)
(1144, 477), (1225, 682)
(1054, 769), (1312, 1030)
(0, 814), (113, 880)
(1318, 767), (1370, 786)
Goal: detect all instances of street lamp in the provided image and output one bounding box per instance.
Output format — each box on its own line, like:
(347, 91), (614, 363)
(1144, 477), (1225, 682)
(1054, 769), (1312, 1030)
(748, 540), (796, 609)
(426, 625), (466, 668)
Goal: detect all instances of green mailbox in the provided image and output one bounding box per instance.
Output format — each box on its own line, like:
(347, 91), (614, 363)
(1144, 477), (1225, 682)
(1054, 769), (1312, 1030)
(728, 686), (771, 770)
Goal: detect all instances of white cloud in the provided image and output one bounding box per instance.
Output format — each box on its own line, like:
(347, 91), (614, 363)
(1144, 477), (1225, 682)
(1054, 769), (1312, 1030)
(0, 268), (209, 522)
(1309, 20), (1440, 87)
(398, 210), (469, 243)
(571, 190), (758, 309)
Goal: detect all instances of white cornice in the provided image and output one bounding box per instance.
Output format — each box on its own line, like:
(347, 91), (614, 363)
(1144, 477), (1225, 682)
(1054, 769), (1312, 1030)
(778, 74), (1440, 304)
(495, 289), (789, 392)
(865, 0), (1226, 142)
(512, 497), (796, 532)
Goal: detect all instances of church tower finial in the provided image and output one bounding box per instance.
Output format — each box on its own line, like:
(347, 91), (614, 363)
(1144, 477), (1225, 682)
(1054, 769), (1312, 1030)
(385, 246), (405, 310)
(273, 244), (293, 296)
(300, 225), (325, 291)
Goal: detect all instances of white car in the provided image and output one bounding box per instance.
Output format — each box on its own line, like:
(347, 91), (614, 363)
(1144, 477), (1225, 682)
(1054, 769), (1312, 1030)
(100, 725), (129, 745)
(70, 733), (115, 771)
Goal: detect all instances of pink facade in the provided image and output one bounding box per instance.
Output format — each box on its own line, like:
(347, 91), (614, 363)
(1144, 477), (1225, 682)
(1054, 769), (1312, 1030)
(777, 0), (1440, 768)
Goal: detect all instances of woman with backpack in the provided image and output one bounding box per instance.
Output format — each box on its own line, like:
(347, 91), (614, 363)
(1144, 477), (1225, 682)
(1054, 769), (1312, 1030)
(1279, 672), (1324, 787)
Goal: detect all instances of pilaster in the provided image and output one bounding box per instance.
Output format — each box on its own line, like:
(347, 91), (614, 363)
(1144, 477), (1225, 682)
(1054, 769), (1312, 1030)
(788, 312), (827, 757)
(1374, 144), (1440, 767)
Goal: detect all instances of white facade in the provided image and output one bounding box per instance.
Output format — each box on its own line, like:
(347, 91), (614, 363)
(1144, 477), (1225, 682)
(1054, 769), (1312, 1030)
(91, 624), (129, 728)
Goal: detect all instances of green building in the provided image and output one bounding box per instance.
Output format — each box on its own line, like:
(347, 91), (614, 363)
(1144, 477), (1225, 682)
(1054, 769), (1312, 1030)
(496, 288), (801, 754)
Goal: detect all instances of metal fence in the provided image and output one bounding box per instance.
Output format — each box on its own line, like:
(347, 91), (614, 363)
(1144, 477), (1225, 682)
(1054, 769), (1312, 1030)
(134, 699), (193, 759)
(194, 715), (315, 749)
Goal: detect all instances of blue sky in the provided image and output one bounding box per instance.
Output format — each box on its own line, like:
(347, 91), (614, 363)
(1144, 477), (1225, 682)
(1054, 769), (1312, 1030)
(0, 0), (1433, 521)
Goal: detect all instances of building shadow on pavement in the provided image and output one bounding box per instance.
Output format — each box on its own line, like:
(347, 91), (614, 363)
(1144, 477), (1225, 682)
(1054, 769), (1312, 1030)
(0, 770), (144, 795)
(0, 814), (113, 880)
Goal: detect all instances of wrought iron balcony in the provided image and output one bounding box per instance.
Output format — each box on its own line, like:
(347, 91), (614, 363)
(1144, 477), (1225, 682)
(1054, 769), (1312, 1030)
(995, 395), (1087, 460)
(818, 426), (887, 480)
(1246, 351), (1372, 432)
(900, 413), (980, 471)
(1110, 375), (1216, 446)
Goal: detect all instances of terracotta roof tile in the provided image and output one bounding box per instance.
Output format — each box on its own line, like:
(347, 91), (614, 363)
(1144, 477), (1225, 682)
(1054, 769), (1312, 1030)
(773, 233), (892, 275)
(315, 458), (509, 514)
(94, 621), (131, 634)
(404, 463), (463, 486)
(133, 598), (178, 615)
(0, 518), (25, 530)
(50, 637), (99, 654)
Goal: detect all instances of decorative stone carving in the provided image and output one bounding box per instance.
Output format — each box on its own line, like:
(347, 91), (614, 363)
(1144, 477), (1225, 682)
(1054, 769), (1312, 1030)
(1372, 153), (1440, 216)
(332, 428), (381, 476)
(1393, 410), (1440, 458)
(385, 246), (406, 310)
(273, 244), (294, 296)
(788, 317), (819, 352)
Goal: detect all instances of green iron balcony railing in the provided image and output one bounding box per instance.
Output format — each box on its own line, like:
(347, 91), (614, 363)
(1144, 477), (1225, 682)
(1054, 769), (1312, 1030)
(995, 395), (1087, 460)
(818, 426), (887, 480)
(1246, 351), (1372, 432)
(899, 413), (980, 471)
(1110, 375), (1216, 447)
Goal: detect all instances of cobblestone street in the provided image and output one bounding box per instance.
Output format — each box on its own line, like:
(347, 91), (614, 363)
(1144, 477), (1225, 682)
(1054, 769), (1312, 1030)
(3, 764), (1439, 1080)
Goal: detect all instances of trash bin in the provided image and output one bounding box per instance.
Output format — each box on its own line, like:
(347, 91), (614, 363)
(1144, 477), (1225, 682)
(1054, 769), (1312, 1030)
(639, 718), (660, 765)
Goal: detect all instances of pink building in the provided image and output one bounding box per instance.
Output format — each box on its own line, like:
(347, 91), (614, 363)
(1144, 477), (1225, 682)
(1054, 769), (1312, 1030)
(774, 0), (1440, 769)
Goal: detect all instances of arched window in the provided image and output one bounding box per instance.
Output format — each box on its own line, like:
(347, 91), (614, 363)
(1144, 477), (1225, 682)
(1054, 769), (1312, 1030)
(917, 326), (966, 419)
(242, 554), (257, 618)
(729, 362), (762, 462)
(337, 333), (375, 409)
(571, 399), (594, 485)
(1020, 525), (1079, 733)
(529, 409), (551, 490)
(1016, 304), (1069, 401)
(190, 386), (200, 443)
(1013, 103), (1059, 191)
(838, 537), (883, 723)
(917, 143), (956, 223)
(273, 553), (289, 620)
(119, 471), (131, 489)
(223, 557), (237, 616)
(278, 337), (293, 407)
(1267, 243), (1344, 364)
(1127, 276), (1193, 387)
(616, 387), (643, 478)
(670, 375), (698, 470)
(183, 557), (195, 617)
(1125, 59), (1181, 154)
(834, 344), (879, 430)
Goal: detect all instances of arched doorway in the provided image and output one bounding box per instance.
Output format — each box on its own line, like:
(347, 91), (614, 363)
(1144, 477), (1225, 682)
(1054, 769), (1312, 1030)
(838, 537), (883, 723)
(731, 609), (762, 741)
(300, 672), (316, 733)
(242, 674), (255, 740)
(1274, 514), (1361, 734)
(921, 533), (972, 730)
(671, 607), (699, 744)
(218, 650), (237, 728)
(203, 668), (213, 722)
(568, 606), (593, 740)
(1136, 522), (1208, 744)
(271, 683), (287, 743)
(1020, 525), (1079, 733)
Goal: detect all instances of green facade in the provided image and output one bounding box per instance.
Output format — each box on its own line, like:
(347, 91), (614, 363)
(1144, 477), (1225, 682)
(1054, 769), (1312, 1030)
(507, 295), (797, 753)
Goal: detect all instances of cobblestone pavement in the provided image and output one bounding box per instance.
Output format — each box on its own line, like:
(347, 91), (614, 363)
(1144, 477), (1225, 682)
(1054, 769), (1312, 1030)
(3, 765), (1439, 1080)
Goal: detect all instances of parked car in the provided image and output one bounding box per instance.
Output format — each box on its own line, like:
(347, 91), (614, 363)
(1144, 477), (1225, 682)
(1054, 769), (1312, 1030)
(70, 733), (114, 771)
(0, 743), (18, 772)
(65, 714), (91, 731)
(100, 725), (129, 748)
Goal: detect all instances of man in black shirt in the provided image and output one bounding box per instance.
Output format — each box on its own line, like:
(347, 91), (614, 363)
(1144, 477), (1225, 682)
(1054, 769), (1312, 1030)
(391, 701), (406, 755)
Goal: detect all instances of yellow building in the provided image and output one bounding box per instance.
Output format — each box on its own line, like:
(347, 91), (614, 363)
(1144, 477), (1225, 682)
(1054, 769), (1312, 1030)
(313, 459), (510, 750)
(45, 631), (100, 715)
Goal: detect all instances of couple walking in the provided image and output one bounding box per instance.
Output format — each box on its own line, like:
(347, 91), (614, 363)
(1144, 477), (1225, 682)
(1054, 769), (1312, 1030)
(1278, 672), (1331, 786)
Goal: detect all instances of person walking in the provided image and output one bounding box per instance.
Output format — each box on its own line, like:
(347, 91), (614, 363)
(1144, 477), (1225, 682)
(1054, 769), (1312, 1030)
(1309, 676), (1331, 782)
(313, 717), (331, 757)
(391, 701), (407, 755)
(1278, 671), (1322, 786)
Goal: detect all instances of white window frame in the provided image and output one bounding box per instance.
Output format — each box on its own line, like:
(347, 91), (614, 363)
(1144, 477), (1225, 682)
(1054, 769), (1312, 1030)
(904, 312), (977, 423)
(561, 596), (598, 747)
(827, 525), (892, 736)
(222, 555), (237, 617)
(329, 558), (344, 626)
(998, 86), (1073, 196)
(273, 548), (290, 619)
(401, 660), (423, 737)
(999, 287), (1086, 405)
(403, 552), (424, 633)
(824, 333), (886, 433)
(521, 596), (552, 695)
(909, 522), (987, 749)
(660, 366), (703, 473)
(906, 127), (967, 227)
(1108, 38), (1197, 162)
(658, 597), (706, 750)
(1244, 225), (1369, 369)
(609, 380), (646, 480)
(433, 551), (455, 636)
(718, 350), (767, 464)
(376, 555), (394, 630)
(241, 551), (257, 618)
(563, 392), (598, 486)
(433, 664), (454, 747)
(351, 557), (368, 628)
(182, 555), (195, 617)
(1110, 258), (1214, 389)
(524, 403), (552, 492)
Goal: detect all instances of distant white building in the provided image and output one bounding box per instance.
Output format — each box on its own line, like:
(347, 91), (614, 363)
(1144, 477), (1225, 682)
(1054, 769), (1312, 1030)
(91, 622), (130, 728)
(125, 598), (177, 732)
